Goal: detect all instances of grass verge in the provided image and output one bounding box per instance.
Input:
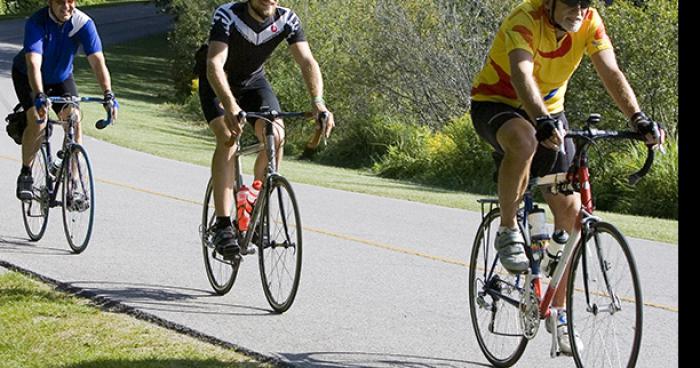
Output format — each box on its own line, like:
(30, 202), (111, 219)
(0, 269), (268, 368)
(73, 32), (677, 245)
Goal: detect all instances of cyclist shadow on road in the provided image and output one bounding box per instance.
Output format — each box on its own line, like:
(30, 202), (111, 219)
(65, 358), (265, 368)
(68, 280), (273, 317)
(280, 351), (491, 368)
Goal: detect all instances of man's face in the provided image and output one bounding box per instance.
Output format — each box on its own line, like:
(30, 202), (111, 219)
(249, 0), (278, 19)
(553, 0), (589, 33)
(49, 0), (76, 23)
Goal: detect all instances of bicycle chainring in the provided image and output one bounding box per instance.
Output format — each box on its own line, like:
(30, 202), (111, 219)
(518, 277), (541, 339)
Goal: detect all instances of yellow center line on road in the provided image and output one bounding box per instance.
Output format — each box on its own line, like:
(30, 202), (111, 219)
(0, 154), (679, 314)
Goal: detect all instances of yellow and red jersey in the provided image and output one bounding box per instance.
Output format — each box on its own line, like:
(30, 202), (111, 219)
(470, 0), (613, 114)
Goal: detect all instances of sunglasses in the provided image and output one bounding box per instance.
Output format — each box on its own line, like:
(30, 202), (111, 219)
(560, 0), (592, 8)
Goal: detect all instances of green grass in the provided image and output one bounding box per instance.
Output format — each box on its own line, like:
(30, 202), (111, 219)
(0, 270), (269, 368)
(72, 32), (677, 245)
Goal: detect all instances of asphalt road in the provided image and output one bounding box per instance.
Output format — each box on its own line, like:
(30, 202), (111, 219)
(0, 4), (679, 367)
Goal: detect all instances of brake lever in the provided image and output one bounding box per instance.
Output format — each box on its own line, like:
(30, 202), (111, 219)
(318, 111), (330, 147)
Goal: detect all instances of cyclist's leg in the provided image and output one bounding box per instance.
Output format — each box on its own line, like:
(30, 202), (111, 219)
(199, 74), (238, 218)
(253, 117), (285, 179)
(472, 102), (535, 273)
(238, 77), (283, 180)
(535, 110), (577, 308)
(51, 76), (81, 145)
(12, 67), (44, 168)
(471, 102), (537, 229)
(542, 190), (580, 308)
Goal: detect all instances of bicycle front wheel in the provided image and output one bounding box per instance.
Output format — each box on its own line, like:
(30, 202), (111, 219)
(566, 221), (643, 368)
(22, 146), (50, 241)
(258, 175), (302, 313)
(61, 144), (95, 253)
(201, 178), (239, 295)
(468, 207), (528, 367)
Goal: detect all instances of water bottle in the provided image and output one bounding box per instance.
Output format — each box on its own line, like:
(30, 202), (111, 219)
(542, 229), (569, 278)
(236, 185), (250, 232)
(49, 157), (62, 177)
(528, 206), (549, 264)
(247, 180), (262, 208)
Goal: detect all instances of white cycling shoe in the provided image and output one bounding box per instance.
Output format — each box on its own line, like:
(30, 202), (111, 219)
(546, 309), (584, 356)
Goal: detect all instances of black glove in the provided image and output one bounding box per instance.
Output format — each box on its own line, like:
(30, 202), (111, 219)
(534, 116), (559, 142)
(103, 90), (119, 111)
(630, 111), (661, 140)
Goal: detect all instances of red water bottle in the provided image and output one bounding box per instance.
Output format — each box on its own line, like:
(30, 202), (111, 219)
(247, 180), (262, 208)
(236, 185), (250, 232)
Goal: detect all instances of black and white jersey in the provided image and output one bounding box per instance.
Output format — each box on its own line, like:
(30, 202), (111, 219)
(209, 1), (306, 87)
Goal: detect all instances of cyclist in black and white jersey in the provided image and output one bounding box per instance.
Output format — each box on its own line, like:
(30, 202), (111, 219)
(198, 0), (335, 257)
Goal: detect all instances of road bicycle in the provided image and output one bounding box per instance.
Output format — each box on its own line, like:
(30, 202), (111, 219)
(21, 96), (113, 253)
(469, 114), (656, 367)
(200, 110), (328, 313)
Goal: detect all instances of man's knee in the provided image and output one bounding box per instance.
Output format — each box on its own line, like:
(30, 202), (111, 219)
(497, 118), (537, 158)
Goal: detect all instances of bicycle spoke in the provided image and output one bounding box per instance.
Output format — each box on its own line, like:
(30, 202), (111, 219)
(258, 177), (302, 313)
(61, 146), (95, 253)
(567, 222), (642, 368)
(469, 208), (528, 366)
(201, 179), (238, 295)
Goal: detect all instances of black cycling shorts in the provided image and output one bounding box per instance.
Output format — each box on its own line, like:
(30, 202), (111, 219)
(470, 101), (575, 178)
(12, 67), (79, 115)
(198, 73), (281, 124)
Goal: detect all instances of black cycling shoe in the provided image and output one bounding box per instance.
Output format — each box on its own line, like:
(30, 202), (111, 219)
(213, 226), (240, 260)
(16, 173), (33, 201)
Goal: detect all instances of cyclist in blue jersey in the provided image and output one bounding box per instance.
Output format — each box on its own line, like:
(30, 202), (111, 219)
(12, 0), (118, 201)
(198, 0), (335, 258)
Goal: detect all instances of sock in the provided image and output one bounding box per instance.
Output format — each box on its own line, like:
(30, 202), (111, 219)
(215, 216), (232, 229)
(20, 165), (31, 175)
(498, 225), (518, 233)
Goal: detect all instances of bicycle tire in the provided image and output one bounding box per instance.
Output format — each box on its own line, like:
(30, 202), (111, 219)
(258, 175), (302, 313)
(22, 146), (50, 241)
(468, 207), (528, 367)
(201, 178), (239, 295)
(61, 144), (95, 253)
(566, 221), (643, 368)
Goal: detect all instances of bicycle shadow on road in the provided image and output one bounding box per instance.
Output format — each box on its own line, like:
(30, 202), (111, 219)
(0, 235), (73, 255)
(279, 351), (491, 368)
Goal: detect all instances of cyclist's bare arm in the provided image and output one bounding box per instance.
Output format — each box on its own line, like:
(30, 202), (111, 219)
(508, 48), (563, 150)
(591, 48), (664, 146)
(86, 52), (117, 120)
(25, 52), (45, 116)
(289, 41), (335, 146)
(207, 40), (243, 137)
(590, 49), (640, 120)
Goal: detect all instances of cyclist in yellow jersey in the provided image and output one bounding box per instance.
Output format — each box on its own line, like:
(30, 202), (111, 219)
(469, 0), (665, 355)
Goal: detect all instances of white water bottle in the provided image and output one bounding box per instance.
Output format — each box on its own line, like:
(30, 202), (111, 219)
(528, 206), (549, 265)
(49, 157), (62, 177)
(542, 229), (568, 277)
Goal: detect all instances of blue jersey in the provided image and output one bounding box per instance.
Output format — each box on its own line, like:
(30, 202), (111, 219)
(12, 7), (102, 85)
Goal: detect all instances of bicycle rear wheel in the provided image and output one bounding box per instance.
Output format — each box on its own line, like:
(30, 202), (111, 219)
(258, 175), (302, 313)
(201, 178), (239, 295)
(22, 146), (50, 241)
(61, 144), (95, 253)
(468, 207), (528, 367)
(566, 221), (643, 368)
